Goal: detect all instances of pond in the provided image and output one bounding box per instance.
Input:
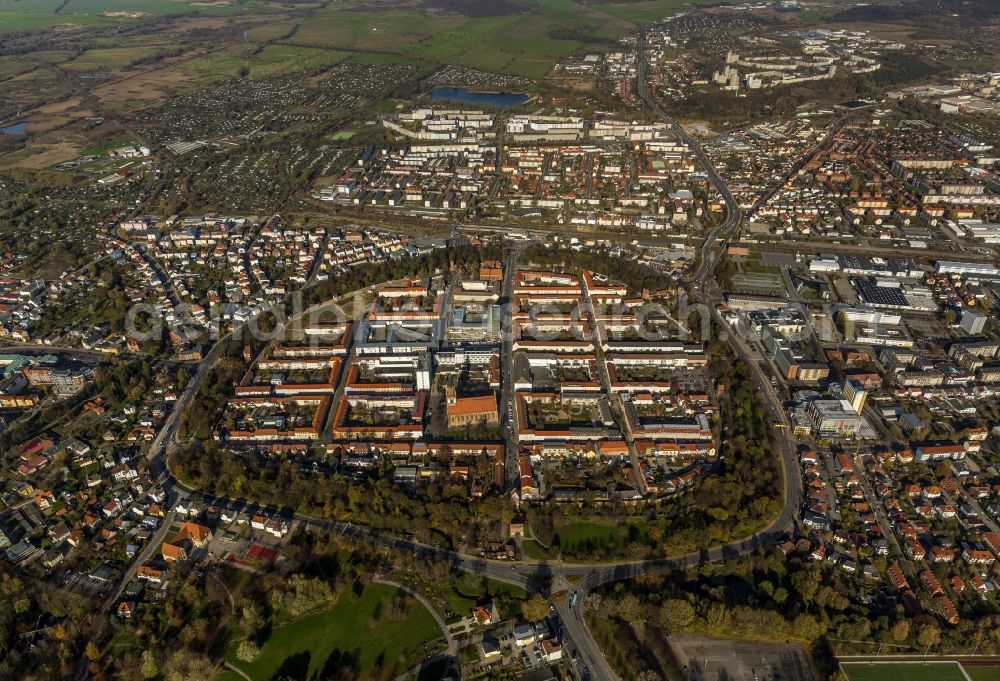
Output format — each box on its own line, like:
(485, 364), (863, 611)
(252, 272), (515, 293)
(0, 121), (32, 136)
(429, 87), (529, 109)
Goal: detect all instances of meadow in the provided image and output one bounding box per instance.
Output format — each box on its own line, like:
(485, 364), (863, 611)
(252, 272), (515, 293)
(590, 0), (699, 24)
(173, 44), (346, 83)
(288, 8), (470, 52)
(60, 46), (162, 71)
(279, 0), (668, 80)
(218, 583), (443, 681)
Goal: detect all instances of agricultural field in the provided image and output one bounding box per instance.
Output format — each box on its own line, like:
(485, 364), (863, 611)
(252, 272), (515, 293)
(0, 0), (65, 10)
(244, 19), (300, 42)
(426, 0), (631, 79)
(589, 0), (695, 24)
(219, 583), (443, 681)
(280, 0), (646, 79)
(403, 15), (522, 63)
(0, 49), (76, 70)
(0, 9), (114, 29)
(175, 44), (347, 83)
(287, 7), (471, 52)
(0, 0), (276, 23)
(250, 45), (347, 80)
(841, 662), (972, 681)
(171, 46), (249, 85)
(0, 0), (684, 122)
(59, 46), (163, 71)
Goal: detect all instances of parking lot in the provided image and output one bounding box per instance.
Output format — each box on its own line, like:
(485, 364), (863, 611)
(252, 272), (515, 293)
(668, 634), (816, 681)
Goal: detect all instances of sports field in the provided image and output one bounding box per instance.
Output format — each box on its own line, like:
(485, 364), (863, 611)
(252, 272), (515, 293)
(966, 667), (1000, 681)
(841, 662), (969, 681)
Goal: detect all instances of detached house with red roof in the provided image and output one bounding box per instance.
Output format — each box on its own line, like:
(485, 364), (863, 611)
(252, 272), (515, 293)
(161, 543), (186, 563)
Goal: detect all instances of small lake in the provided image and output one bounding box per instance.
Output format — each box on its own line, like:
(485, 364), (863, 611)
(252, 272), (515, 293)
(0, 121), (32, 136)
(429, 87), (529, 108)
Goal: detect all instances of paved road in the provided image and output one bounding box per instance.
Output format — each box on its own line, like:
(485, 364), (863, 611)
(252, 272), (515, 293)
(851, 448), (907, 564)
(104, 329), (234, 607)
(637, 24), (801, 526)
(636, 29), (742, 298)
(134, 242), (181, 308)
(500, 244), (522, 491)
(243, 215), (270, 291)
(108, 294), (349, 604)
(956, 477), (1000, 538)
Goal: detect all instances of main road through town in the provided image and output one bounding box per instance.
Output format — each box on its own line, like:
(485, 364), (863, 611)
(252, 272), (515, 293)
(636, 29), (742, 300)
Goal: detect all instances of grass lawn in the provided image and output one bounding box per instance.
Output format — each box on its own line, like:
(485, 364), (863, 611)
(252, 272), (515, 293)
(441, 573), (527, 620)
(558, 520), (621, 543)
(965, 667), (1000, 681)
(222, 583), (443, 681)
(521, 538), (557, 560)
(841, 662), (970, 681)
(533, 518), (650, 558)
